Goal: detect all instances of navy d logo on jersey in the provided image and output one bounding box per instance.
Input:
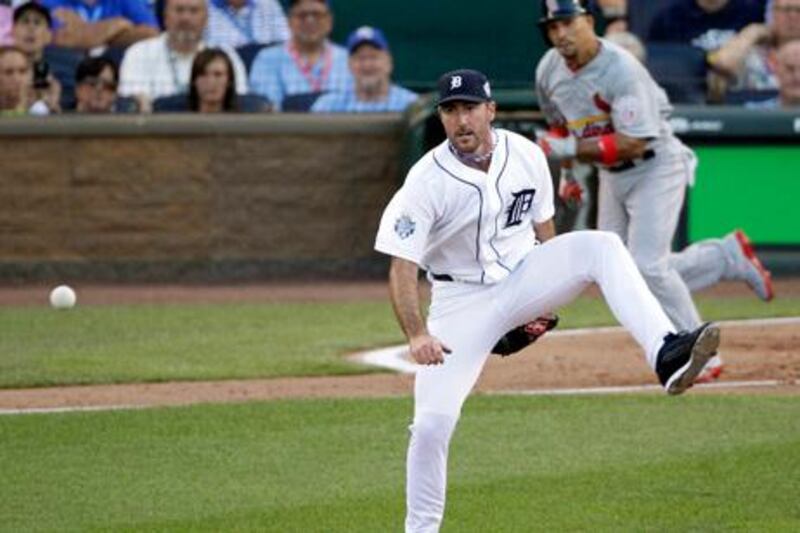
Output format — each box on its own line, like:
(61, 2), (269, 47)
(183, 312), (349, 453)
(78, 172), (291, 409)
(505, 189), (536, 227)
(394, 214), (416, 239)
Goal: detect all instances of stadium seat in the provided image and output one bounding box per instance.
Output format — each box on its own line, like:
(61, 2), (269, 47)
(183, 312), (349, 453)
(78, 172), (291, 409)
(152, 94), (189, 112)
(235, 42), (275, 73)
(100, 47), (128, 69)
(646, 43), (708, 104)
(725, 89), (780, 105)
(43, 45), (85, 110)
(627, 0), (673, 40)
(238, 93), (271, 111)
(281, 91), (325, 112)
(153, 93), (271, 112)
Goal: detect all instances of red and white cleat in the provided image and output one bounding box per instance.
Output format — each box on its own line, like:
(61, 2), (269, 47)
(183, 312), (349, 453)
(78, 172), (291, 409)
(731, 229), (774, 302)
(694, 354), (724, 384)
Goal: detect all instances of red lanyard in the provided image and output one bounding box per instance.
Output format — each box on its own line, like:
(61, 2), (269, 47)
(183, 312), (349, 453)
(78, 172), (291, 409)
(287, 41), (333, 92)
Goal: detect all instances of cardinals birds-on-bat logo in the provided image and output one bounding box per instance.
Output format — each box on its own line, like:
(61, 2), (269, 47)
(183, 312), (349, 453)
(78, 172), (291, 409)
(593, 93), (612, 113)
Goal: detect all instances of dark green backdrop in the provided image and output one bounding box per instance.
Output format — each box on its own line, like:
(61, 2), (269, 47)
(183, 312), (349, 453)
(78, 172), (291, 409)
(286, 0), (550, 90)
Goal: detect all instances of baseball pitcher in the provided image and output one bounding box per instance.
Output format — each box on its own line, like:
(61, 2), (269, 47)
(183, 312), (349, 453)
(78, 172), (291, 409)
(375, 68), (720, 533)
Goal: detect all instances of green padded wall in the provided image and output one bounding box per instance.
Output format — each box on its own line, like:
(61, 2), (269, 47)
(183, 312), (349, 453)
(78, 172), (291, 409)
(688, 145), (800, 246)
(326, 1), (550, 90)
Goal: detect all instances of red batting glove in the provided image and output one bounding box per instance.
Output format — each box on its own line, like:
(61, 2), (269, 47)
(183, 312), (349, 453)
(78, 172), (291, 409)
(558, 167), (583, 206)
(559, 179), (583, 205)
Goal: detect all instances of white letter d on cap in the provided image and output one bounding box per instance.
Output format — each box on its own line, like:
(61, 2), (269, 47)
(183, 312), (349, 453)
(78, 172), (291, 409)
(450, 76), (462, 90)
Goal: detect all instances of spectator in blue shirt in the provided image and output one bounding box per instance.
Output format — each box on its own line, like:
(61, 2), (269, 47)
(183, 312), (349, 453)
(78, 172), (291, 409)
(205, 0), (289, 49)
(248, 0), (351, 111)
(311, 26), (417, 113)
(41, 0), (159, 49)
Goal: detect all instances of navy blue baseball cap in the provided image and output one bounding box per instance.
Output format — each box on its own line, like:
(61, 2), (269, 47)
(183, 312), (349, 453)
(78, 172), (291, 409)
(346, 26), (389, 54)
(437, 69), (492, 105)
(13, 2), (53, 28)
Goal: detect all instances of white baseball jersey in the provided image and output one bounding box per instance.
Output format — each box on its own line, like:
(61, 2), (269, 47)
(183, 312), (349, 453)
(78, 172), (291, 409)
(379, 111), (685, 533)
(374, 129), (554, 284)
(536, 38), (684, 178)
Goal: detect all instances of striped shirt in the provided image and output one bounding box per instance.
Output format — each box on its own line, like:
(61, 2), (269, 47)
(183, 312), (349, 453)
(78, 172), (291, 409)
(311, 84), (418, 113)
(205, 0), (289, 49)
(249, 40), (352, 111)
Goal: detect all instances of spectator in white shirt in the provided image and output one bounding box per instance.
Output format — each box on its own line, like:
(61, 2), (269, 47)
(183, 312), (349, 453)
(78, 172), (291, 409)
(746, 38), (800, 107)
(205, 0), (289, 48)
(118, 0), (246, 106)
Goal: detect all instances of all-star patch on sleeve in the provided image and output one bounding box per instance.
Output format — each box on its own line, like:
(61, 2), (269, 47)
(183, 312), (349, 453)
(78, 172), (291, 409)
(374, 169), (436, 265)
(608, 56), (661, 140)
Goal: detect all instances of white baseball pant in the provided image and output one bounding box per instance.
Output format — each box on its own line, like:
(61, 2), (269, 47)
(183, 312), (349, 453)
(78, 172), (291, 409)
(405, 230), (674, 533)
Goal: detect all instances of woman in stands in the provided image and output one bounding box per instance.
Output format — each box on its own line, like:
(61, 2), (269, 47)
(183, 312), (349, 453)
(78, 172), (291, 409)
(189, 48), (238, 112)
(154, 47), (270, 112)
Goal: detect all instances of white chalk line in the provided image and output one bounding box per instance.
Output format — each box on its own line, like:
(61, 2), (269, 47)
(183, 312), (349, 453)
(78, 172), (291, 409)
(1, 316), (796, 416)
(490, 380), (788, 397)
(351, 316), (800, 375)
(0, 404), (146, 416)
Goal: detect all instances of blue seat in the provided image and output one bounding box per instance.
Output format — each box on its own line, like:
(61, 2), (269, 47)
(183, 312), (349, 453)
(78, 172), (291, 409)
(235, 42), (274, 74)
(43, 45), (85, 109)
(645, 43), (708, 104)
(724, 89), (780, 106)
(627, 0), (673, 40)
(153, 93), (271, 112)
(281, 91), (325, 112)
(152, 94), (189, 112)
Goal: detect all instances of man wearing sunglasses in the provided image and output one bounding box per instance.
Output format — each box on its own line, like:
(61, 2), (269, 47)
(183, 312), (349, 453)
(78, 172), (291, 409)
(74, 55), (135, 112)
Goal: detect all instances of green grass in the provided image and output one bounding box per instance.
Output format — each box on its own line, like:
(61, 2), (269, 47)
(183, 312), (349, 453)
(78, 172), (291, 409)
(0, 302), (400, 387)
(1, 395), (798, 532)
(558, 294), (800, 329)
(1, 294), (798, 388)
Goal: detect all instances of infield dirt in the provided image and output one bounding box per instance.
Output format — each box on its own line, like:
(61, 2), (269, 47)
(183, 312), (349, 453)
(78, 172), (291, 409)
(0, 279), (798, 411)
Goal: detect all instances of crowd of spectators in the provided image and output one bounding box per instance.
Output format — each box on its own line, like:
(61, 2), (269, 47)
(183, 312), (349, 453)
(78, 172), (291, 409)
(598, 0), (800, 106)
(118, 0), (248, 108)
(0, 0), (420, 115)
(1, 0), (799, 118)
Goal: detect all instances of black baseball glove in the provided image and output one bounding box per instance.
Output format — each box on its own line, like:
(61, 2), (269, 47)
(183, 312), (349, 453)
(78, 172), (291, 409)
(492, 313), (559, 357)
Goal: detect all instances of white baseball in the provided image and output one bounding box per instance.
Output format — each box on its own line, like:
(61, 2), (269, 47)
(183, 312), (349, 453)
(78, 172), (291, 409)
(49, 285), (77, 309)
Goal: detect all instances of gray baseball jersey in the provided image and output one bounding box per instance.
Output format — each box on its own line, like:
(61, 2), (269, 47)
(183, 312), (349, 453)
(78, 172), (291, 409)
(536, 38), (686, 180)
(536, 38), (711, 333)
